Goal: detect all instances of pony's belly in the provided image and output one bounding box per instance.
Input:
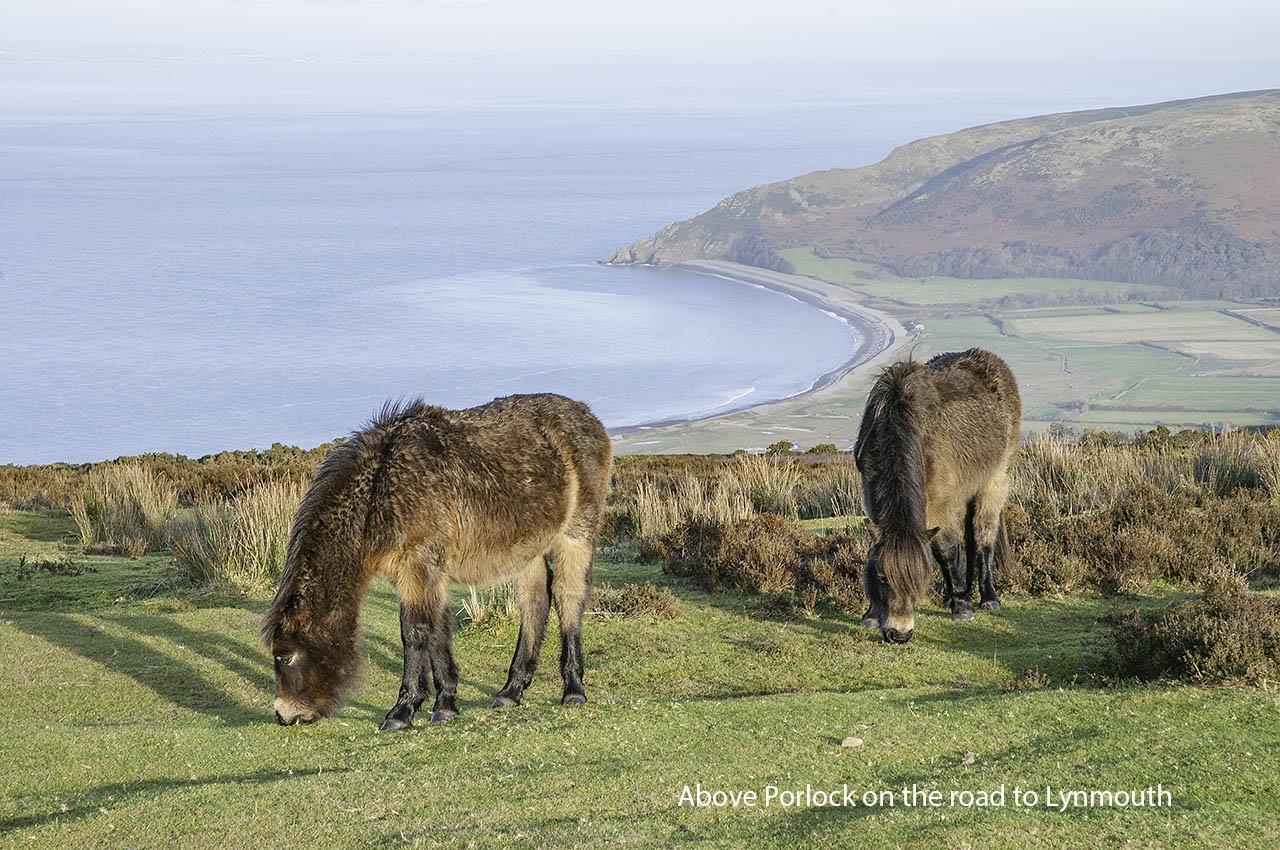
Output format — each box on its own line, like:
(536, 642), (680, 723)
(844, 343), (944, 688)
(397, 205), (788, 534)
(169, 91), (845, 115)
(443, 536), (551, 587)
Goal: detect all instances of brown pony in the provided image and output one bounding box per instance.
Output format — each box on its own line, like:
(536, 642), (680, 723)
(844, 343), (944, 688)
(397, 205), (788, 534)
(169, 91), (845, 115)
(853, 349), (1021, 643)
(261, 393), (612, 730)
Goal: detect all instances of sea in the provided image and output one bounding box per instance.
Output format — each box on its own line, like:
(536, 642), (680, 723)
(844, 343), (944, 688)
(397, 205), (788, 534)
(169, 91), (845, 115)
(0, 94), (1075, 463)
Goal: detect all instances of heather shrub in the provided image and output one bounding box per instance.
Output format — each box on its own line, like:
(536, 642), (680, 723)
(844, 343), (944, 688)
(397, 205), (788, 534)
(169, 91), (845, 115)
(1111, 568), (1280, 684)
(662, 514), (863, 613)
(1004, 484), (1280, 594)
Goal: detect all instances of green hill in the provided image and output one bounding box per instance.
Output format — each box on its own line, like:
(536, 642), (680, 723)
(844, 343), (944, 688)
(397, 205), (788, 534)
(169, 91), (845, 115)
(609, 90), (1280, 298)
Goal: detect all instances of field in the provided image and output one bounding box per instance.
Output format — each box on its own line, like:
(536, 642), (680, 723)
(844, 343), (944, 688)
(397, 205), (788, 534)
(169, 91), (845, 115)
(613, 250), (1280, 454)
(2, 500), (1278, 849)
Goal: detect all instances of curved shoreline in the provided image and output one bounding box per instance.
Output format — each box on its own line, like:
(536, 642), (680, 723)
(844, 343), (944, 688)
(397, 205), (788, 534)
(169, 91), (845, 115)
(607, 260), (912, 437)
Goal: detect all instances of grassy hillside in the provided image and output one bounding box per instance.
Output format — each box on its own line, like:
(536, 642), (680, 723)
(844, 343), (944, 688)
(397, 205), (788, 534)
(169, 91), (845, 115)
(610, 90), (1280, 298)
(2, 509), (1278, 849)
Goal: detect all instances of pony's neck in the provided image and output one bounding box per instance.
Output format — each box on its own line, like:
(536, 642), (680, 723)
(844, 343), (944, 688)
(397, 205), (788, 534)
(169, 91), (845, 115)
(267, 528), (369, 647)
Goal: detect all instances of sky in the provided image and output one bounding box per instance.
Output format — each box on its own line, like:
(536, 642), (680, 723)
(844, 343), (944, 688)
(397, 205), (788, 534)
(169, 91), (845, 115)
(1, 0), (1277, 107)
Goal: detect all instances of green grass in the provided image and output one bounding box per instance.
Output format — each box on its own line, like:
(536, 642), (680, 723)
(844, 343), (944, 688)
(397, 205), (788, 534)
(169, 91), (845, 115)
(778, 247), (1168, 306)
(1, 510), (1277, 848)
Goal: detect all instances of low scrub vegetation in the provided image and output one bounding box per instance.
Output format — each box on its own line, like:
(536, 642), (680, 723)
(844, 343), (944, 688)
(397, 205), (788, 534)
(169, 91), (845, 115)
(7, 427), (1280, 609)
(661, 514), (864, 614)
(1111, 568), (1280, 684)
(591, 582), (681, 619)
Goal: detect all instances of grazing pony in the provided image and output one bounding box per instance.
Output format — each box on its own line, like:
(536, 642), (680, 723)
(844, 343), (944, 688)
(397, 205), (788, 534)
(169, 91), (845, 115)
(854, 349), (1020, 643)
(261, 393), (612, 731)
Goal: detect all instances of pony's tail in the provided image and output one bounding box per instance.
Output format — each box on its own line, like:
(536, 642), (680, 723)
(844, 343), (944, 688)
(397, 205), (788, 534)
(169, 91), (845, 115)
(992, 513), (1012, 575)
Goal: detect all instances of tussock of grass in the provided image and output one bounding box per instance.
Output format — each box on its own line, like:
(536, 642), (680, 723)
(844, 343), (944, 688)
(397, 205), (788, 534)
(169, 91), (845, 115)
(69, 464), (177, 556)
(166, 480), (304, 591)
(606, 454), (861, 544)
(591, 582), (680, 619)
(456, 583), (518, 631)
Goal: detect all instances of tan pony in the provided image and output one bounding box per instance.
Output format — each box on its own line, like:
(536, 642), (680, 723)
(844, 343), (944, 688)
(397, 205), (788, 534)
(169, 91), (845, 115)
(854, 349), (1021, 643)
(261, 393), (612, 730)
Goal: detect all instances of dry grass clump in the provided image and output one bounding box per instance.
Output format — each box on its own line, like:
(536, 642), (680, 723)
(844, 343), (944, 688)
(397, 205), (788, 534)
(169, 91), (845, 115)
(591, 582), (681, 620)
(69, 464), (178, 556)
(611, 473), (755, 543)
(167, 480), (305, 590)
(662, 514), (864, 613)
(606, 454), (861, 546)
(1111, 567), (1280, 684)
(457, 584), (519, 631)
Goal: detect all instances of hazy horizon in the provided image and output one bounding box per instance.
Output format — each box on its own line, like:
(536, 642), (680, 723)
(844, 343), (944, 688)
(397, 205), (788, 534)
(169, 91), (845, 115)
(2, 1), (1277, 110)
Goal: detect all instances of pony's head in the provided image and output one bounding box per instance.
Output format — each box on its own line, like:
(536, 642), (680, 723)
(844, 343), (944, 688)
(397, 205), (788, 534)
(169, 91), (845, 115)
(865, 529), (934, 644)
(262, 591), (362, 725)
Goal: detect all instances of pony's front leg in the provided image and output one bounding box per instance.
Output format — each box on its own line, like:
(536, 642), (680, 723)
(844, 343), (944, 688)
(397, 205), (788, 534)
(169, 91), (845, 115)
(860, 556), (885, 628)
(381, 572), (455, 731)
(934, 525), (973, 621)
(380, 600), (433, 732)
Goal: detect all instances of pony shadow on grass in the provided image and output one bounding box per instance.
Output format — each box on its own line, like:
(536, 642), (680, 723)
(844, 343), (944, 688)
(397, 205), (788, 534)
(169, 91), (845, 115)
(14, 612), (265, 725)
(0, 768), (345, 835)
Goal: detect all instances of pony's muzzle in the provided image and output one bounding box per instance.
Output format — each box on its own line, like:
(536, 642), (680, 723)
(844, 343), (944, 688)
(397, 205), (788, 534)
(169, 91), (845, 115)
(882, 627), (914, 644)
(273, 697), (318, 726)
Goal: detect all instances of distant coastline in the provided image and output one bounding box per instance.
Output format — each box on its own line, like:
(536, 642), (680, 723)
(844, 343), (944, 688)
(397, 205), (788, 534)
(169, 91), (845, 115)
(607, 259), (910, 437)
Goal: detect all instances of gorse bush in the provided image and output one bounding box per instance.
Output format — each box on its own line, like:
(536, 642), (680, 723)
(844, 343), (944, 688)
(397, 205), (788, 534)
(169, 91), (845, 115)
(166, 479), (305, 590)
(70, 464), (178, 556)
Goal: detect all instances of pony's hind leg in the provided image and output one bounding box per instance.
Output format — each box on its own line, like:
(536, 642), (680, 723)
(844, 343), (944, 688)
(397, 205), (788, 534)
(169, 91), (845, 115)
(550, 533), (593, 706)
(972, 473), (1011, 613)
(492, 554), (552, 708)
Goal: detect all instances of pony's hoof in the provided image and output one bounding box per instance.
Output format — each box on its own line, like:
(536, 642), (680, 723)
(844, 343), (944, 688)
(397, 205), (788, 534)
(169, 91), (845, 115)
(979, 600), (1001, 613)
(561, 693), (586, 707)
(429, 709), (459, 724)
(378, 716), (412, 733)
(490, 694), (520, 709)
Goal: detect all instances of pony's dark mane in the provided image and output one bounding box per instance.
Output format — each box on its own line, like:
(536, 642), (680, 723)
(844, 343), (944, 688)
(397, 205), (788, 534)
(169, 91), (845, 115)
(854, 360), (933, 599)
(259, 397), (431, 645)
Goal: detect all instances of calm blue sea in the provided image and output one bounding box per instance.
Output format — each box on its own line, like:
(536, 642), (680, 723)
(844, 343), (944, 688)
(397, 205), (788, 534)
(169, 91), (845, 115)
(0, 97), (1064, 463)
